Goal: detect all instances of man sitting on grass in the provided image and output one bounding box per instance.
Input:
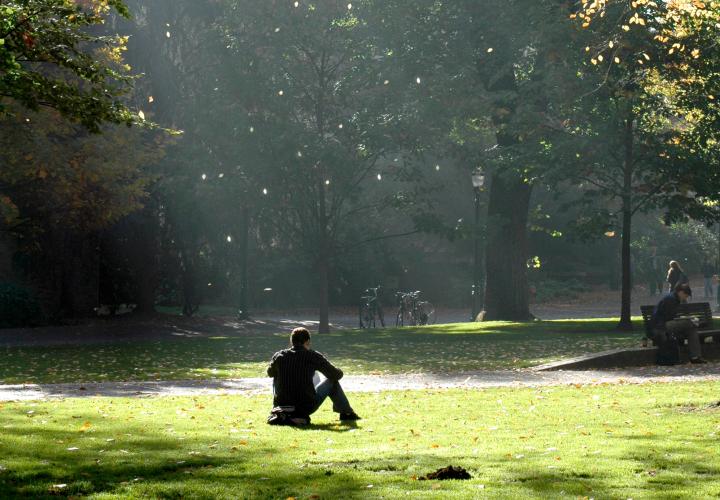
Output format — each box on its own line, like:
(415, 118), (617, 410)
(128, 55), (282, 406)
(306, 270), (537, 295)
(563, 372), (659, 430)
(652, 283), (708, 364)
(267, 327), (360, 425)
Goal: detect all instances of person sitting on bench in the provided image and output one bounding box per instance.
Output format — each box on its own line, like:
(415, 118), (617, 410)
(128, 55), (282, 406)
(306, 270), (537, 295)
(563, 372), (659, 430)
(652, 283), (708, 364)
(266, 327), (360, 425)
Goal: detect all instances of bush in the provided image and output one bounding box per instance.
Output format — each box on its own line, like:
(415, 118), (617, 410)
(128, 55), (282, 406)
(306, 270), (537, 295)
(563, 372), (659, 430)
(0, 282), (42, 328)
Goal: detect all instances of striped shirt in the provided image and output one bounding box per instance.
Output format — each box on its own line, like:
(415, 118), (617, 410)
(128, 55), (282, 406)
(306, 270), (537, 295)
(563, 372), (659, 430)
(267, 346), (343, 415)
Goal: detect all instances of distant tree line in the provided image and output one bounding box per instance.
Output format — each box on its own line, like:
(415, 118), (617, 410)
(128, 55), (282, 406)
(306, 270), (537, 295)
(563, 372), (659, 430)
(1, 0), (720, 330)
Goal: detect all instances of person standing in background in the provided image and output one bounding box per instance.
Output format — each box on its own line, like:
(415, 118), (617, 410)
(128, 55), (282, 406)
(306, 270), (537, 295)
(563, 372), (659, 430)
(702, 260), (715, 298)
(666, 260), (689, 292)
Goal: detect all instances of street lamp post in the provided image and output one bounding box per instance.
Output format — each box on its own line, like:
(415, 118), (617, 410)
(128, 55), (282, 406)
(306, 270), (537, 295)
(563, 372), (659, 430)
(471, 169), (485, 321)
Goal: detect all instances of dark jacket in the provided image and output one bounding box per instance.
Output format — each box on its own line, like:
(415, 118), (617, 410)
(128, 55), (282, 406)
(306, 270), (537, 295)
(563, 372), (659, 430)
(652, 292), (681, 329)
(267, 346), (343, 416)
(702, 262), (715, 278)
(667, 268), (687, 290)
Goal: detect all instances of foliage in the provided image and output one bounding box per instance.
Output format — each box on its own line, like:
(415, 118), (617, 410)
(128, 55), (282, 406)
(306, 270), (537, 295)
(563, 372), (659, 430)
(0, 105), (164, 238)
(565, 0), (720, 222)
(0, 382), (719, 497)
(0, 282), (41, 327)
(0, 0), (142, 132)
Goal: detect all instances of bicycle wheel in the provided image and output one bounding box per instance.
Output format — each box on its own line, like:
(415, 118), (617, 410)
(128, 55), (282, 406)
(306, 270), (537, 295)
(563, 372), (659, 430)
(417, 301), (435, 325)
(359, 303), (371, 328)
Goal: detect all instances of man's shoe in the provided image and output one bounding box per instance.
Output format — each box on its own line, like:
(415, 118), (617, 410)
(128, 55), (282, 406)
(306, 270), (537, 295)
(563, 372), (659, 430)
(339, 412), (361, 421)
(690, 357), (709, 364)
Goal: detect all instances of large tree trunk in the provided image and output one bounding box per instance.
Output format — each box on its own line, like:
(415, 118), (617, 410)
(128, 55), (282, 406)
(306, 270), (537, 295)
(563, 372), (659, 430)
(482, 172), (533, 321)
(618, 115), (634, 330)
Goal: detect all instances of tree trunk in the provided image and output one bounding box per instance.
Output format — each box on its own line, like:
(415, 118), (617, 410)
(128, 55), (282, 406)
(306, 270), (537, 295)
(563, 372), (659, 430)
(237, 205), (250, 320)
(482, 173), (533, 321)
(317, 177), (331, 333)
(618, 115), (634, 331)
(130, 206), (160, 314)
(318, 254), (330, 333)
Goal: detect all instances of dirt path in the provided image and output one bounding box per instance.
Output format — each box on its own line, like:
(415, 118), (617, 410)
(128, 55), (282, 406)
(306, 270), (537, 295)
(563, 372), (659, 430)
(2, 285), (716, 348)
(1, 364), (719, 401)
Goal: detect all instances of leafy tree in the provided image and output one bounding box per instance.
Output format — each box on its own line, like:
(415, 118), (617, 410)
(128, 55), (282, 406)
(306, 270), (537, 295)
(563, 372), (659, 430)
(0, 0), (140, 131)
(363, 0), (584, 320)
(0, 104), (165, 316)
(217, 0), (438, 332)
(551, 0), (720, 328)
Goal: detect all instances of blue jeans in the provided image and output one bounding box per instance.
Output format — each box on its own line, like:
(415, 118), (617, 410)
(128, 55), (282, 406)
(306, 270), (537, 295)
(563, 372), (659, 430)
(310, 377), (353, 415)
(704, 277), (714, 297)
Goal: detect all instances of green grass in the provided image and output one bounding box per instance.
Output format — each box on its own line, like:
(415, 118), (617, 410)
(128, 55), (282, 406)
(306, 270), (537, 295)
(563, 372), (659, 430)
(0, 319), (643, 385)
(0, 381), (718, 498)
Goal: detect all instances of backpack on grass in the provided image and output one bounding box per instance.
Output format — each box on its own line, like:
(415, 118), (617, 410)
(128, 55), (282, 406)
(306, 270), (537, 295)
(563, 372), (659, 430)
(267, 406), (310, 426)
(656, 331), (680, 366)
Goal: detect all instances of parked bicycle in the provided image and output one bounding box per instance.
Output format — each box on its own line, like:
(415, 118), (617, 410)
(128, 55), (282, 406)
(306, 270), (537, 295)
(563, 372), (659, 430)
(359, 286), (385, 328)
(395, 290), (435, 326)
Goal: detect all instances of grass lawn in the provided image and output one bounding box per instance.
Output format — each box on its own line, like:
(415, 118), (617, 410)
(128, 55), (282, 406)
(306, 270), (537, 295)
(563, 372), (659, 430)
(0, 319), (643, 385)
(0, 381), (718, 498)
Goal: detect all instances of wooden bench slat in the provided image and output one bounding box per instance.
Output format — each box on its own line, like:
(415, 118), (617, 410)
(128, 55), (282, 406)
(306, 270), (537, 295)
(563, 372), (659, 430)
(640, 301), (717, 345)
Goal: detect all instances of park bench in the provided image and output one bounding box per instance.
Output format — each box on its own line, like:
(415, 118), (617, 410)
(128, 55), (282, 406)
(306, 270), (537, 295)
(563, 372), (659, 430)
(640, 302), (720, 346)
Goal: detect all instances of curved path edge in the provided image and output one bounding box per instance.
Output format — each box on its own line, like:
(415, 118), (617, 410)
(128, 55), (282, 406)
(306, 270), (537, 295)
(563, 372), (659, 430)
(2, 364), (720, 401)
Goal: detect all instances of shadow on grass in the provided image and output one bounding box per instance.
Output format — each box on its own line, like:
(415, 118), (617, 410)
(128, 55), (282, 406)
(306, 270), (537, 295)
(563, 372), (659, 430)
(293, 421), (360, 432)
(0, 418), (365, 499)
(493, 433), (720, 499)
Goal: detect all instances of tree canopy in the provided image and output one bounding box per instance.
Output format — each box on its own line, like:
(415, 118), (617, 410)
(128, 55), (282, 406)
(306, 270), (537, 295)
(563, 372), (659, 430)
(0, 0), (139, 131)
